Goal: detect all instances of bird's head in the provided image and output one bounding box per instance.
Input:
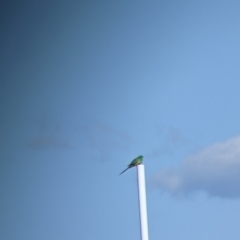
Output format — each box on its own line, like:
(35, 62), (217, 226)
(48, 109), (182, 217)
(139, 155), (143, 159)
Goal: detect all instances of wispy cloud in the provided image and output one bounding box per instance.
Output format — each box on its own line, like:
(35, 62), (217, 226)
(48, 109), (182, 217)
(27, 111), (71, 150)
(149, 126), (188, 157)
(153, 136), (240, 199)
(28, 135), (70, 150)
(81, 121), (132, 161)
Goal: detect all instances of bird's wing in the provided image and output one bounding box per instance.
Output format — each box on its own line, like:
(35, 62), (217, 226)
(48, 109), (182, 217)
(130, 157), (141, 167)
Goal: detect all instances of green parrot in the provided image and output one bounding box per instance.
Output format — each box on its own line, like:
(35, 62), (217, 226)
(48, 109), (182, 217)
(119, 155), (143, 175)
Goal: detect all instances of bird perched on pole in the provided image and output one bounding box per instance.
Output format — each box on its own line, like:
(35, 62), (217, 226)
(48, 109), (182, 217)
(119, 155), (143, 175)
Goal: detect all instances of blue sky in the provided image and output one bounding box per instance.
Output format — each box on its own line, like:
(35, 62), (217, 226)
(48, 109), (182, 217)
(1, 0), (240, 239)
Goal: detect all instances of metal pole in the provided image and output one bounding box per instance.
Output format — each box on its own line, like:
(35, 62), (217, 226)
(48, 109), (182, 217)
(137, 164), (149, 240)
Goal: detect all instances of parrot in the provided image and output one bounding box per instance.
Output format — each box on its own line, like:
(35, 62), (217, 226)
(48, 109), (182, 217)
(119, 155), (143, 175)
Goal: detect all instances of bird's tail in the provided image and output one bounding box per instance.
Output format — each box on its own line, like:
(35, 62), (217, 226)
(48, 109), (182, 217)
(119, 167), (130, 175)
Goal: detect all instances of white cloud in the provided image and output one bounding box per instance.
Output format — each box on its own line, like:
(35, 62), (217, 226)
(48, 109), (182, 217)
(153, 136), (240, 198)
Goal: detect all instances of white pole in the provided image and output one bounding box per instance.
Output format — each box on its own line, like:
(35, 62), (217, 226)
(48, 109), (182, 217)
(137, 164), (149, 240)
